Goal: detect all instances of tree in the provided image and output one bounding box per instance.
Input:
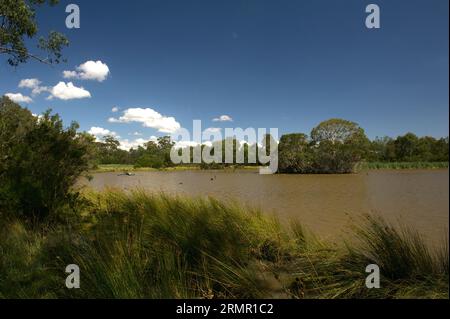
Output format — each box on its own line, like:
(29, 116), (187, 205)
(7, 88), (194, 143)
(0, 0), (68, 66)
(311, 119), (369, 173)
(394, 133), (419, 162)
(278, 133), (313, 173)
(134, 136), (175, 168)
(94, 135), (131, 164)
(311, 118), (366, 144)
(367, 136), (395, 162)
(433, 137), (449, 162)
(0, 96), (93, 222)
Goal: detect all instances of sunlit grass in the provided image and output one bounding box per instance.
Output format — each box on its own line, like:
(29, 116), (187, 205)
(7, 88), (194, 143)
(0, 191), (448, 299)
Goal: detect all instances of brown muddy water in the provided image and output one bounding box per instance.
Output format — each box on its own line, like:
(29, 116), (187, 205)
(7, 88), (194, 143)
(83, 169), (449, 246)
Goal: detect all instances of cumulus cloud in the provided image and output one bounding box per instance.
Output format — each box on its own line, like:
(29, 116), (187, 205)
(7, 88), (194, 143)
(108, 107), (181, 133)
(63, 60), (110, 82)
(5, 93), (33, 103)
(19, 78), (40, 89)
(111, 106), (119, 113)
(118, 136), (157, 151)
(19, 78), (50, 95)
(47, 82), (91, 100)
(88, 126), (118, 138)
(212, 115), (233, 122)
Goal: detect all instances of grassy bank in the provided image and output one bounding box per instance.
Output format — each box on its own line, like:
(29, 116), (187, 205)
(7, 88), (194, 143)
(92, 164), (201, 173)
(93, 162), (449, 173)
(0, 190), (447, 299)
(360, 162), (449, 170)
(92, 164), (259, 173)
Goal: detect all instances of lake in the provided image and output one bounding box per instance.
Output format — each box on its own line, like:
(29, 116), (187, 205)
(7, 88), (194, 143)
(84, 169), (449, 246)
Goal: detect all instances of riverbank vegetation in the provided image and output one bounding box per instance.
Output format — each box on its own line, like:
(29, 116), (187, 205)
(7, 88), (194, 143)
(359, 162), (449, 170)
(0, 190), (448, 299)
(1, 97), (449, 299)
(90, 120), (449, 174)
(91, 115), (449, 174)
(3, 97), (443, 174)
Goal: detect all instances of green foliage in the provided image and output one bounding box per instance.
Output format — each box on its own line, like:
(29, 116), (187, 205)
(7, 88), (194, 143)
(94, 135), (131, 165)
(278, 119), (448, 174)
(0, 0), (68, 66)
(367, 134), (449, 163)
(310, 119), (370, 173)
(131, 137), (175, 168)
(278, 119), (370, 173)
(0, 191), (447, 299)
(278, 133), (313, 173)
(0, 96), (93, 222)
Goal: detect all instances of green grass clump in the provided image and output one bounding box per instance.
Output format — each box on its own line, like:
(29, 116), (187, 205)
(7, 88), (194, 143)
(0, 191), (448, 299)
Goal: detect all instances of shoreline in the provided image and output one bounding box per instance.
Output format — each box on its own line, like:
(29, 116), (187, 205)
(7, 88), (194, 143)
(91, 163), (449, 173)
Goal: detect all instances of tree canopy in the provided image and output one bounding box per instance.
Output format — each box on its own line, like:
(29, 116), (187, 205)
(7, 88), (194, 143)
(0, 0), (68, 66)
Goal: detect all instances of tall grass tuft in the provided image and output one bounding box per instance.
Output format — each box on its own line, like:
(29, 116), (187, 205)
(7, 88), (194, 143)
(0, 191), (448, 299)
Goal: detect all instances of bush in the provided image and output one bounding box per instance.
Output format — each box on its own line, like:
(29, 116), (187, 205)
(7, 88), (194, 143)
(278, 134), (314, 173)
(278, 119), (370, 174)
(0, 97), (94, 222)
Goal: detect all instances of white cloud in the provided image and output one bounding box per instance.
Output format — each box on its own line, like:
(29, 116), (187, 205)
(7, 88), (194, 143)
(111, 106), (119, 113)
(118, 137), (157, 151)
(204, 127), (222, 133)
(31, 113), (44, 121)
(88, 126), (119, 142)
(88, 126), (118, 137)
(18, 78), (49, 95)
(5, 93), (33, 103)
(130, 131), (143, 136)
(47, 82), (91, 100)
(62, 71), (77, 78)
(108, 107), (181, 133)
(173, 140), (200, 149)
(19, 78), (41, 89)
(63, 60), (110, 82)
(212, 115), (233, 122)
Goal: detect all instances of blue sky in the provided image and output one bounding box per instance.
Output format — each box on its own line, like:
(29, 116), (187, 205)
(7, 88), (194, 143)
(1, 0), (448, 148)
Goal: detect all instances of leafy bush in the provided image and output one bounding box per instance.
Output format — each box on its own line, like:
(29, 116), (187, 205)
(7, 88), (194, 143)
(278, 119), (370, 173)
(0, 96), (94, 222)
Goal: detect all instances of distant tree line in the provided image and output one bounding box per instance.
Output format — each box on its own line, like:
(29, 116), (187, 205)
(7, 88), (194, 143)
(366, 134), (449, 163)
(277, 119), (448, 173)
(94, 118), (449, 174)
(94, 135), (175, 169)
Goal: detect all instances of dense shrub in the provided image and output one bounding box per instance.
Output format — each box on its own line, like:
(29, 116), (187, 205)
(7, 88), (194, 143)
(278, 119), (370, 173)
(278, 133), (314, 173)
(0, 96), (94, 222)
